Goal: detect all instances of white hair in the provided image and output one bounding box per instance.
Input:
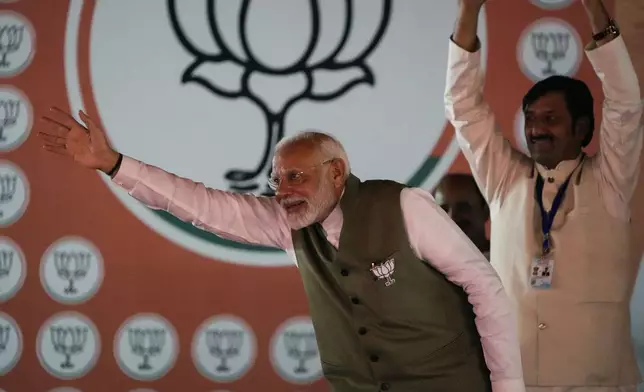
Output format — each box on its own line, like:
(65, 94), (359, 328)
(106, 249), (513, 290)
(275, 130), (351, 180)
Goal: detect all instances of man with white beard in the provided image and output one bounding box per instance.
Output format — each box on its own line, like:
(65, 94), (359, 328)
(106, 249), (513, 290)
(38, 109), (525, 392)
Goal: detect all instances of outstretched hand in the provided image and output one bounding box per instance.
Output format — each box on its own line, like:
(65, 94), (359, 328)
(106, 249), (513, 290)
(39, 107), (120, 174)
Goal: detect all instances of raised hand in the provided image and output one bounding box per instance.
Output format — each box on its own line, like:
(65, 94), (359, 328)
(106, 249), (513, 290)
(454, 0), (487, 52)
(39, 107), (120, 174)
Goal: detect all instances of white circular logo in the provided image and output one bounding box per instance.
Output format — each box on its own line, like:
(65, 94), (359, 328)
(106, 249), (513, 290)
(517, 18), (582, 83)
(40, 236), (104, 305)
(513, 106), (529, 155)
(529, 0), (574, 9)
(270, 316), (322, 384)
(0, 12), (35, 77)
(65, 1), (488, 267)
(192, 314), (257, 383)
(114, 313), (178, 381)
(0, 236), (26, 302)
(37, 312), (100, 380)
(0, 312), (22, 375)
(47, 388), (83, 392)
(0, 161), (29, 227)
(0, 86), (32, 152)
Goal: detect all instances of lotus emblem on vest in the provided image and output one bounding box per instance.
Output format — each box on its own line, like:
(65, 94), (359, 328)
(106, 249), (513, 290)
(370, 257), (395, 287)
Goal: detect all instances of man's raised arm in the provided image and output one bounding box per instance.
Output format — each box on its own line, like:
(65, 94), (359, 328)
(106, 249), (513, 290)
(446, 0), (526, 204)
(581, 0), (644, 219)
(38, 107), (292, 251)
(111, 155), (291, 249)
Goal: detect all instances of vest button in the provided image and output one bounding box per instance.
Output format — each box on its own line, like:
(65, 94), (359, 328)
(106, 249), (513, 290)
(370, 354), (379, 362)
(340, 269), (349, 276)
(538, 323), (547, 330)
(351, 297), (360, 305)
(380, 382), (390, 391)
(547, 177), (555, 183)
(358, 327), (367, 335)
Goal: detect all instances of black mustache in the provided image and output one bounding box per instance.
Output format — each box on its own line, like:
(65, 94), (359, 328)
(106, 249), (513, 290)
(529, 134), (553, 142)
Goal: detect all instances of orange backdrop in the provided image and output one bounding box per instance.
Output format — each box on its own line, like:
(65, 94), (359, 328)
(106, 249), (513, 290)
(0, 1), (642, 392)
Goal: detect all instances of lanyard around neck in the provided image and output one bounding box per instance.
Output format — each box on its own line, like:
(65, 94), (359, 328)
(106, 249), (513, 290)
(535, 174), (572, 254)
(533, 158), (582, 254)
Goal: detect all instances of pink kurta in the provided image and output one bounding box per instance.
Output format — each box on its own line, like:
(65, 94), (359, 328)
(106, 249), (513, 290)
(112, 157), (525, 391)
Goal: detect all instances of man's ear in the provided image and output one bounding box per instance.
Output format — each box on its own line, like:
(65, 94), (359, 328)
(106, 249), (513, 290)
(574, 116), (591, 144)
(331, 160), (345, 186)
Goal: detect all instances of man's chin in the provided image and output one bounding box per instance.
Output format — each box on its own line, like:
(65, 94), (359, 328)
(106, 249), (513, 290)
(531, 154), (559, 169)
(528, 146), (558, 163)
(288, 221), (308, 230)
(287, 214), (316, 230)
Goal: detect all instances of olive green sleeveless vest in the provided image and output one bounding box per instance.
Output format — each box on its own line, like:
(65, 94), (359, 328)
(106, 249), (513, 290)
(292, 174), (492, 391)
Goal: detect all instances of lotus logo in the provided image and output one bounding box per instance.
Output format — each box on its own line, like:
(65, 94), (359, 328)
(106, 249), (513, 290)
(168, 0), (392, 193)
(114, 313), (178, 381)
(192, 314), (257, 383)
(0, 236), (26, 302)
(270, 316), (322, 384)
(0, 12), (35, 77)
(67, 1), (484, 266)
(40, 237), (104, 305)
(0, 86), (32, 153)
(0, 312), (22, 376)
(37, 312), (100, 380)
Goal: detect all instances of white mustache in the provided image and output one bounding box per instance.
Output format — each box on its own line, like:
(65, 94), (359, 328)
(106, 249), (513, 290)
(280, 197), (308, 209)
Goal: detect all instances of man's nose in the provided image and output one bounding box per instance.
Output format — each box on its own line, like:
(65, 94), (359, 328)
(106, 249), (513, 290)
(275, 180), (291, 195)
(275, 185), (292, 200)
(526, 121), (550, 135)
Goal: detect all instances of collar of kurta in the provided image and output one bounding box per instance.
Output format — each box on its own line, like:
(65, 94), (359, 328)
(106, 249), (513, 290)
(531, 153), (586, 185)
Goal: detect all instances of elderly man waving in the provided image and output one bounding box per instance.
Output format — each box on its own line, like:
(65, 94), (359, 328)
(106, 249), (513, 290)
(39, 110), (524, 391)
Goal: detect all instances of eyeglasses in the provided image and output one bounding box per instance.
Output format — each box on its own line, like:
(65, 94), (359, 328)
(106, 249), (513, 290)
(268, 159), (334, 191)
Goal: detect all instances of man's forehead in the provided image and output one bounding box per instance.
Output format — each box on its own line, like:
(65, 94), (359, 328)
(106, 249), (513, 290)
(273, 142), (319, 170)
(526, 92), (566, 112)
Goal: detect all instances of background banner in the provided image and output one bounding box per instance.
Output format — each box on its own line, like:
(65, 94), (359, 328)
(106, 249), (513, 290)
(0, 1), (642, 391)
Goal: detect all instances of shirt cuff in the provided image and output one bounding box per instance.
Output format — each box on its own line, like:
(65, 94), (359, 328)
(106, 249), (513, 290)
(584, 34), (626, 65)
(448, 35), (482, 62)
(111, 155), (142, 191)
(491, 378), (526, 392)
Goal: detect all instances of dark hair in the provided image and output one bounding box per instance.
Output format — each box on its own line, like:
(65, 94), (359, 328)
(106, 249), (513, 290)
(522, 75), (595, 147)
(438, 173), (486, 208)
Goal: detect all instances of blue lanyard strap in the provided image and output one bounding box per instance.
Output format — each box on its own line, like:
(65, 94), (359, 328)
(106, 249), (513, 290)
(534, 173), (573, 254)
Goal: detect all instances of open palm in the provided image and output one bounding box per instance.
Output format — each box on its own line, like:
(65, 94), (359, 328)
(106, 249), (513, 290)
(39, 107), (119, 173)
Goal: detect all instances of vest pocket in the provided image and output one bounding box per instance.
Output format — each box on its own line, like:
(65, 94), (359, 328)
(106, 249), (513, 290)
(320, 359), (375, 389)
(321, 360), (349, 376)
(407, 331), (477, 370)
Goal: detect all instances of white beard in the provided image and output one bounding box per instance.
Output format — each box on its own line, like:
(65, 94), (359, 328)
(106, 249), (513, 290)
(284, 176), (338, 230)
